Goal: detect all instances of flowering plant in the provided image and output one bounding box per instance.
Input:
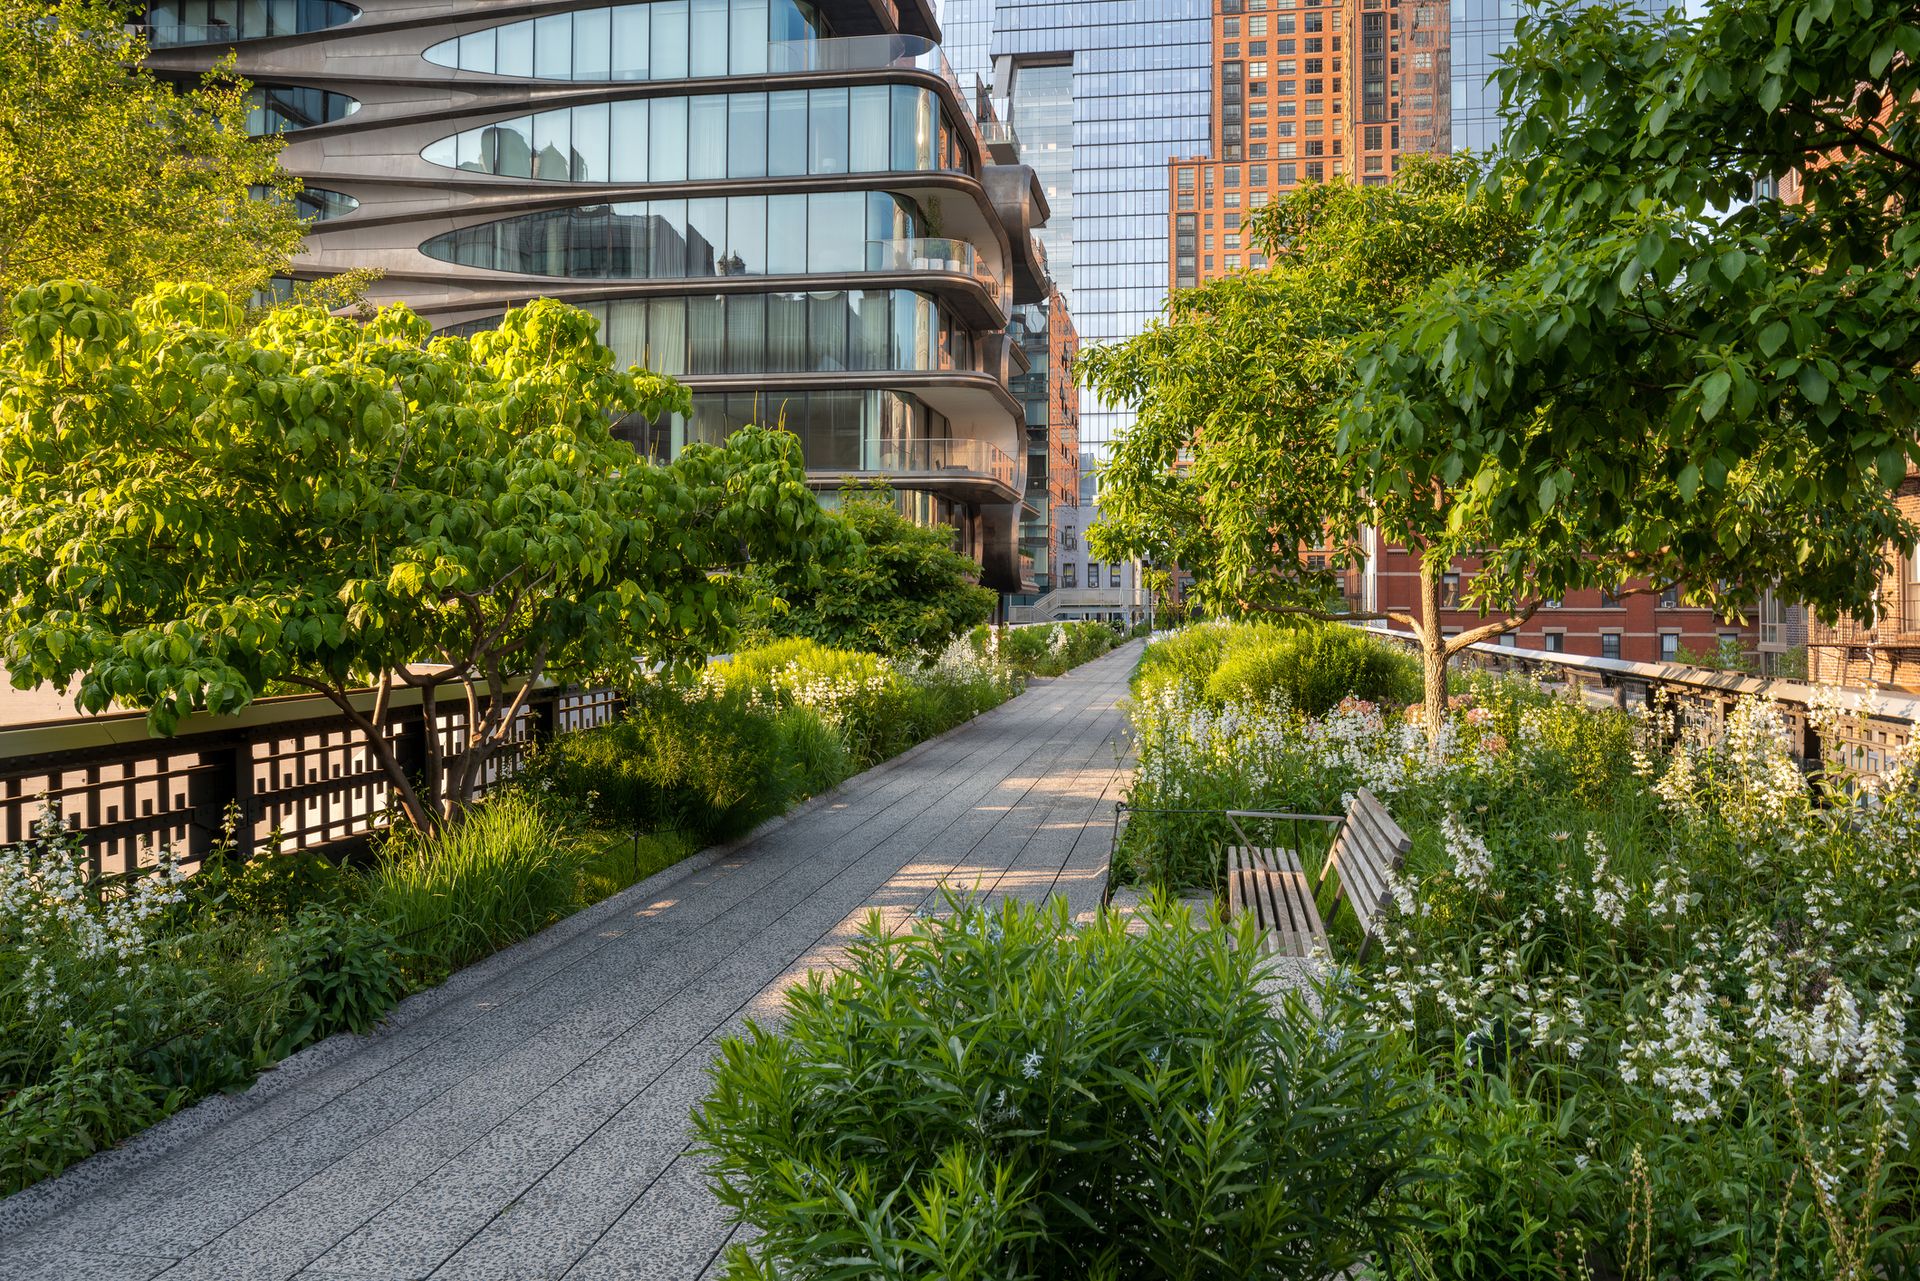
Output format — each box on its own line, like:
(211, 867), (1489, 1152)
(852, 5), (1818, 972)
(1122, 623), (1920, 1275)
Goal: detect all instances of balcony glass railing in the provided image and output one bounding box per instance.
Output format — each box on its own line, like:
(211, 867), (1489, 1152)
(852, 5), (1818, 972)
(866, 238), (1003, 303)
(768, 36), (985, 150)
(822, 438), (1016, 491)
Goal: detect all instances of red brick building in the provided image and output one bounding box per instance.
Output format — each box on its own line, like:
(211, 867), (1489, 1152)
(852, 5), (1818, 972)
(1352, 539), (1763, 664)
(1807, 471), (1920, 690)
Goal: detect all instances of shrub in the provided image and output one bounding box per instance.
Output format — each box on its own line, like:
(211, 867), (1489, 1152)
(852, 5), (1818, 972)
(696, 897), (1423, 1281)
(361, 794), (579, 975)
(184, 842), (351, 924)
(1203, 624), (1420, 716)
(0, 1027), (174, 1195)
(711, 639), (903, 767)
(268, 908), (408, 1058)
(743, 484), (997, 655)
(979, 621), (1118, 677)
(526, 685), (807, 841)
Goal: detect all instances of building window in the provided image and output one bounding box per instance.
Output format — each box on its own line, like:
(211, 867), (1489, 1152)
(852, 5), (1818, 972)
(1544, 632), (1565, 653)
(1088, 561), (1099, 586)
(1063, 562), (1076, 587)
(1601, 632), (1622, 661)
(421, 84), (965, 183)
(1658, 585), (1678, 609)
(1601, 588), (1624, 608)
(1659, 632), (1679, 662)
(421, 0), (833, 80)
(1497, 633), (1518, 648)
(1110, 563), (1122, 588)
(421, 189), (932, 281)
(1441, 572), (1461, 607)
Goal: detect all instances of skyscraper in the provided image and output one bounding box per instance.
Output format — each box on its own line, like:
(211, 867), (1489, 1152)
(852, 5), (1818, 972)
(1167, 0), (1447, 291)
(942, 0), (1211, 466)
(144, 0), (1063, 595)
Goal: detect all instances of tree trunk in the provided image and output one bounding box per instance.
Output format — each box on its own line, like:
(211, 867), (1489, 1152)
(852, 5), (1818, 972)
(1417, 559), (1450, 746)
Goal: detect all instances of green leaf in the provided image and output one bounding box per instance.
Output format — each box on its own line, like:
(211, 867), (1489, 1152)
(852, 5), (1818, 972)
(1798, 365), (1830, 406)
(1699, 370), (1731, 421)
(1677, 461), (1700, 500)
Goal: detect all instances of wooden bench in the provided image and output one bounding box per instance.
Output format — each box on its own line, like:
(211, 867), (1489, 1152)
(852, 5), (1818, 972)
(1224, 788), (1413, 961)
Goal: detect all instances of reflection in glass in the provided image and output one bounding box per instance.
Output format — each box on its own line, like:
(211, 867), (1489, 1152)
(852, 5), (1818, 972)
(419, 0), (826, 80)
(426, 83), (975, 185)
(149, 0), (357, 46)
(244, 85), (359, 135)
(419, 193), (933, 283)
(767, 91), (807, 178)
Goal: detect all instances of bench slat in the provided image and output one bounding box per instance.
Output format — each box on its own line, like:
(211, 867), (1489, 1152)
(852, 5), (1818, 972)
(1353, 788), (1412, 853)
(1225, 846), (1326, 958)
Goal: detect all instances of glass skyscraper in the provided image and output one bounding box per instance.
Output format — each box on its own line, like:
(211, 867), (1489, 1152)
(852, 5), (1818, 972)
(1448, 0), (1673, 155)
(942, 0), (1213, 475)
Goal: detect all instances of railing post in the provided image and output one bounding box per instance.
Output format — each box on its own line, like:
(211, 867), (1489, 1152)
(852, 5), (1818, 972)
(229, 736), (255, 862)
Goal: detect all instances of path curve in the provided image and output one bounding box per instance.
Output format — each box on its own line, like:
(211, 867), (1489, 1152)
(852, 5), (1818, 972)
(0, 642), (1142, 1281)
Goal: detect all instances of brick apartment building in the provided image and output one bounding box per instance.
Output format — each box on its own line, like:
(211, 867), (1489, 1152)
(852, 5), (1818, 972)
(1807, 470), (1920, 690)
(1349, 539), (1782, 665)
(1165, 0), (1448, 290)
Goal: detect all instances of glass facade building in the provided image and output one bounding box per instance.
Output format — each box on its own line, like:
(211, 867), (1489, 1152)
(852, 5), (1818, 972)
(147, 0), (1063, 595)
(1448, 0), (1673, 156)
(943, 0), (1212, 469)
(939, 0), (1206, 623)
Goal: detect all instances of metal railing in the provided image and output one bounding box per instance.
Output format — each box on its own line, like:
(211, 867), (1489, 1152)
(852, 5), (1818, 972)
(0, 683), (619, 881)
(1365, 625), (1919, 787)
(865, 238), (1002, 303)
(812, 437), (1017, 490)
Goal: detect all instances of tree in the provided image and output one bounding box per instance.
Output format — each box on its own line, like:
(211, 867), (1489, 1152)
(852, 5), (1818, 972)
(744, 483), (996, 654)
(0, 282), (839, 828)
(1349, 0), (1920, 669)
(1081, 157), (1544, 729)
(0, 0), (304, 324)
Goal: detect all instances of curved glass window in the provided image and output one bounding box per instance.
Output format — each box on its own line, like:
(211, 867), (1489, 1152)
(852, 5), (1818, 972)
(244, 86), (360, 135)
(662, 389), (951, 464)
(443, 290), (973, 380)
(294, 188), (359, 221)
(422, 0), (826, 80)
(418, 87), (966, 182)
(146, 0), (357, 46)
(421, 193), (924, 279)
(251, 185), (359, 222)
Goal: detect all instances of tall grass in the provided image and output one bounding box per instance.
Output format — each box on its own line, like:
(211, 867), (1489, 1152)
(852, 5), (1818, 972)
(362, 794), (579, 974)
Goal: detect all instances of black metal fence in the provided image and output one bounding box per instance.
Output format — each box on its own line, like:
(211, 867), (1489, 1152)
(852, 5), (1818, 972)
(0, 683), (622, 880)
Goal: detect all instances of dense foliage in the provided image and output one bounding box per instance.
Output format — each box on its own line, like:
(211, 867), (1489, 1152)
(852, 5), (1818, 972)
(0, 285), (840, 826)
(0, 2), (304, 325)
(973, 621), (1120, 678)
(697, 898), (1422, 1281)
(745, 486), (995, 654)
(1079, 158), (1545, 727)
(0, 625), (1105, 1194)
(1125, 623), (1920, 1276)
(1132, 620), (1418, 719)
(1353, 0), (1920, 638)
(530, 636), (1020, 840)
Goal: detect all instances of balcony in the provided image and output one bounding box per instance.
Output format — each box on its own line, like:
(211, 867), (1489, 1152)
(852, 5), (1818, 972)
(866, 239), (1003, 306)
(804, 437), (1018, 502)
(768, 36), (983, 145)
(979, 119), (1022, 164)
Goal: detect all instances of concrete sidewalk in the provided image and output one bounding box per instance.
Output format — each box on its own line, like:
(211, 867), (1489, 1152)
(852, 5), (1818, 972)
(0, 643), (1142, 1281)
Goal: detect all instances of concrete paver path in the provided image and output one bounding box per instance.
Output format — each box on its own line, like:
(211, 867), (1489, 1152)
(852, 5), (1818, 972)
(0, 643), (1141, 1281)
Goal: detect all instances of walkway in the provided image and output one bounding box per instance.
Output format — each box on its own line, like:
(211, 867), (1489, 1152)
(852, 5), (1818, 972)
(0, 643), (1142, 1281)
